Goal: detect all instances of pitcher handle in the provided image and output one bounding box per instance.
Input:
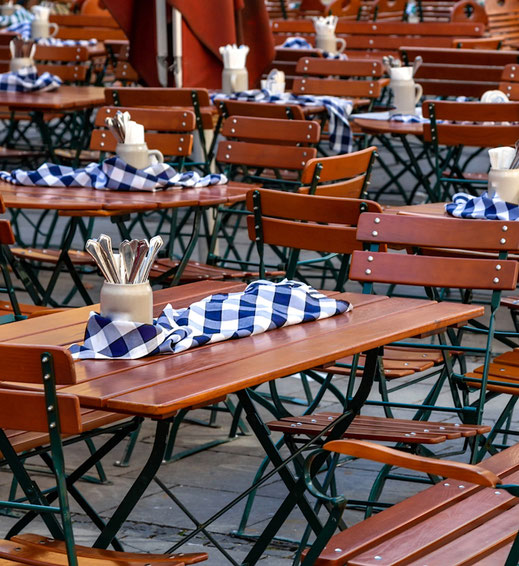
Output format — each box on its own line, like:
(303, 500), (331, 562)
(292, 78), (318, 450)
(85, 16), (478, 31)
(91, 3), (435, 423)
(148, 149), (164, 164)
(414, 83), (423, 104)
(49, 22), (59, 38)
(336, 37), (347, 54)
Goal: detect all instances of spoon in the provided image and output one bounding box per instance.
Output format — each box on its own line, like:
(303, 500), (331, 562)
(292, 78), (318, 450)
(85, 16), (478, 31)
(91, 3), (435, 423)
(510, 139), (519, 169)
(85, 239), (116, 283)
(128, 240), (149, 284)
(98, 234), (120, 283)
(412, 56), (423, 78)
(119, 239), (134, 284)
(136, 235), (164, 283)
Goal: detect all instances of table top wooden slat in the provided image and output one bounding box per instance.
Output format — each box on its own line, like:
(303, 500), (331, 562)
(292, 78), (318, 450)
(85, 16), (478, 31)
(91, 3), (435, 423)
(0, 181), (251, 213)
(2, 282), (482, 418)
(0, 85), (106, 110)
(352, 117), (425, 137)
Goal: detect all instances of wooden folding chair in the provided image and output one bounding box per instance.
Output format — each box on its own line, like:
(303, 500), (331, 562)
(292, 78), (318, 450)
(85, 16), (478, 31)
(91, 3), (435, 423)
(0, 343), (206, 566)
(423, 99), (519, 201)
(236, 196), (518, 541)
(301, 439), (519, 565)
(104, 87), (215, 173)
(293, 57), (389, 110)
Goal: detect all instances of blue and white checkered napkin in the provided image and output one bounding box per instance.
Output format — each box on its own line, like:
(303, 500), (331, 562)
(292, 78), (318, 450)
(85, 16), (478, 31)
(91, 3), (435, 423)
(69, 279), (352, 360)
(0, 7), (33, 29)
(0, 156), (227, 191)
(213, 90), (352, 154)
(7, 20), (97, 46)
(281, 36), (348, 60)
(389, 113), (429, 123)
(0, 65), (61, 92)
(445, 192), (519, 220)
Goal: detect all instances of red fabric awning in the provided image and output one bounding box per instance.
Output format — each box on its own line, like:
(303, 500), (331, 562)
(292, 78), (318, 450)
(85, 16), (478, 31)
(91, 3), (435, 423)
(103, 0), (274, 89)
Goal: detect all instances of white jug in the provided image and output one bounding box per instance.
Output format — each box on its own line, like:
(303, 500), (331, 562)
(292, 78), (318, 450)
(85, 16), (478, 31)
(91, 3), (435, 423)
(390, 79), (423, 115)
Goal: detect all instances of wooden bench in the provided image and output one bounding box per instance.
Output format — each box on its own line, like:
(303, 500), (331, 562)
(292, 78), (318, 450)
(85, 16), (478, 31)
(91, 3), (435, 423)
(401, 46), (519, 97)
(271, 20), (487, 58)
(303, 439), (519, 565)
(485, 0), (519, 49)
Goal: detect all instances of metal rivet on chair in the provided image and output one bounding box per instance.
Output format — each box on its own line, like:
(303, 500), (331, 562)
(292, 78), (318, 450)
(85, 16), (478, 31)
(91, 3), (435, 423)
(180, 137), (184, 142)
(301, 87), (305, 91)
(233, 118), (237, 123)
(328, 416), (333, 420)
(14, 548), (21, 551)
(178, 147), (182, 151)
(496, 264), (502, 270)
(459, 485), (465, 489)
(501, 238), (506, 244)
(183, 112), (187, 117)
(304, 67), (308, 71)
(335, 548), (342, 552)
(309, 124), (312, 128)
(368, 255), (374, 262)
(226, 154), (230, 159)
(494, 277), (500, 283)
(306, 134), (311, 139)
(227, 144), (231, 149)
(291, 423), (296, 427)
(424, 429), (429, 432)
(101, 132), (106, 138)
(297, 422), (302, 426)
(303, 151), (307, 156)
(47, 404), (54, 411)
(302, 79), (306, 83)
(106, 109), (111, 113)
(365, 268), (372, 274)
(49, 422), (56, 428)
(369, 39), (373, 44)
(100, 142), (105, 147)
(182, 122), (186, 127)
(495, 491), (501, 495)
(311, 419), (317, 423)
(374, 217), (380, 223)
(444, 483), (450, 486)
(374, 556), (382, 561)
(372, 230), (378, 236)
(502, 225), (508, 231)
(301, 161), (306, 166)
(231, 128), (236, 134)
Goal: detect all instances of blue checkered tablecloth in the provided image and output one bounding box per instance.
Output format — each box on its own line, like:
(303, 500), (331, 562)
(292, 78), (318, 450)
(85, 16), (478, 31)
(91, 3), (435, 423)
(69, 279), (352, 360)
(213, 90), (353, 154)
(281, 37), (348, 60)
(0, 156), (227, 191)
(0, 65), (61, 92)
(7, 20), (97, 46)
(445, 192), (519, 220)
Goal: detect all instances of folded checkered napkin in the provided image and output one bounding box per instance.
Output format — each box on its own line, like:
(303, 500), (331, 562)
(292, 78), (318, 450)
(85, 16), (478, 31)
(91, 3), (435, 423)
(0, 156), (228, 191)
(0, 7), (33, 29)
(213, 90), (352, 154)
(389, 113), (429, 123)
(7, 20), (97, 46)
(0, 65), (61, 93)
(445, 192), (519, 220)
(281, 36), (348, 60)
(69, 279), (352, 360)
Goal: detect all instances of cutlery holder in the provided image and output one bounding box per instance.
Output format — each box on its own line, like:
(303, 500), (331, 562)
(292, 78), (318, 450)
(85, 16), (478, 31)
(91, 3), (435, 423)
(100, 281), (153, 324)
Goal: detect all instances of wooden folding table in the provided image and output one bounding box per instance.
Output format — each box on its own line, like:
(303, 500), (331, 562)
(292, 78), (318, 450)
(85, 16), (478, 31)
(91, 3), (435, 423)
(0, 280), (484, 564)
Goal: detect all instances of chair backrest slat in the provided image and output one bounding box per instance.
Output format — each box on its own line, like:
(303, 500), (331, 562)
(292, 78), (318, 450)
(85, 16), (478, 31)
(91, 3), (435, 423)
(217, 141), (316, 170)
(295, 57), (384, 77)
(104, 87), (211, 107)
(219, 100), (306, 120)
(247, 215), (363, 254)
(356, 212), (519, 251)
(221, 116), (320, 144)
(0, 389), (82, 434)
(293, 77), (386, 98)
(0, 219), (15, 245)
(301, 147), (376, 184)
(350, 250), (519, 290)
(0, 344), (76, 385)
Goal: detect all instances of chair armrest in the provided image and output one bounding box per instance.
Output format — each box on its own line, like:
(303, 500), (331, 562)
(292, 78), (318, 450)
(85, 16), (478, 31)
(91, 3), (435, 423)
(324, 439), (502, 487)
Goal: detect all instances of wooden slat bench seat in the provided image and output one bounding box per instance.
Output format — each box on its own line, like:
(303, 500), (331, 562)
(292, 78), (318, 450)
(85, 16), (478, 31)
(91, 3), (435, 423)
(268, 413), (490, 444)
(8, 534), (207, 565)
(304, 440), (519, 565)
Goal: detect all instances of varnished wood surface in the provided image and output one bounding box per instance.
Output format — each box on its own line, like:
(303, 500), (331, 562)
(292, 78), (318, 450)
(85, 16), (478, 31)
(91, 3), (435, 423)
(352, 117), (425, 137)
(2, 281), (483, 420)
(385, 202), (453, 217)
(0, 181), (251, 213)
(0, 86), (106, 110)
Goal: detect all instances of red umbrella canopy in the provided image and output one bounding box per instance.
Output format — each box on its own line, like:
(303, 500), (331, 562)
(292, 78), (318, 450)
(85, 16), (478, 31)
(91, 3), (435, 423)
(103, 0), (274, 88)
